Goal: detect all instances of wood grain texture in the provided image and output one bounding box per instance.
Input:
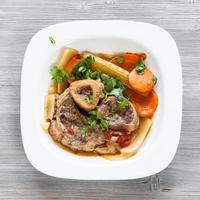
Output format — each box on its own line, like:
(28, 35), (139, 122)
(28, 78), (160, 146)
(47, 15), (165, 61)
(0, 0), (200, 199)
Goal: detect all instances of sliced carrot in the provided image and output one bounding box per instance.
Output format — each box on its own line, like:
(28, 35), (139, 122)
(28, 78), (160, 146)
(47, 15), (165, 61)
(130, 90), (158, 117)
(111, 53), (146, 72)
(129, 67), (155, 95)
(64, 54), (81, 73)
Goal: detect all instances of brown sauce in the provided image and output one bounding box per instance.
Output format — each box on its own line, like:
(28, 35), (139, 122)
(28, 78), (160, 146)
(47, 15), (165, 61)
(56, 142), (99, 157)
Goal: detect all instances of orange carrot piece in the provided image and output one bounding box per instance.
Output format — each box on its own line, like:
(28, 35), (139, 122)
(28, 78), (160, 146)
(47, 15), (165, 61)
(130, 90), (158, 117)
(111, 53), (146, 72)
(64, 55), (81, 73)
(129, 67), (155, 95)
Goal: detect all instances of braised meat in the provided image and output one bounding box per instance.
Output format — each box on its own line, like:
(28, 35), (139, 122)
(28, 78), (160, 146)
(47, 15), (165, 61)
(48, 89), (118, 153)
(97, 96), (139, 132)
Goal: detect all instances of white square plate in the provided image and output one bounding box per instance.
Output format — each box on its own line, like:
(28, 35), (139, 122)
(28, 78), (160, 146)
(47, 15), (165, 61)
(21, 20), (182, 180)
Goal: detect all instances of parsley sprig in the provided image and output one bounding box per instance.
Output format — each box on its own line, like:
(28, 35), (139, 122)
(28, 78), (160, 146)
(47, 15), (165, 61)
(49, 36), (56, 44)
(152, 75), (157, 84)
(136, 58), (145, 74)
(87, 110), (108, 131)
(87, 95), (94, 104)
(114, 56), (124, 64)
(80, 127), (88, 135)
(71, 56), (96, 80)
(101, 73), (126, 98)
(50, 66), (69, 84)
(117, 97), (129, 109)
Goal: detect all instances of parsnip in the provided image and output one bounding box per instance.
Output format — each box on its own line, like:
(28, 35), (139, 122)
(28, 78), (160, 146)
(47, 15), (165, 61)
(41, 121), (50, 132)
(58, 48), (78, 70)
(44, 94), (55, 120)
(48, 80), (57, 94)
(56, 48), (78, 93)
(120, 118), (152, 155)
(82, 52), (130, 86)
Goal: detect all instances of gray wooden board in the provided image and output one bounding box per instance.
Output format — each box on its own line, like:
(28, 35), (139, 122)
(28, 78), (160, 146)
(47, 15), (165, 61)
(0, 0), (200, 199)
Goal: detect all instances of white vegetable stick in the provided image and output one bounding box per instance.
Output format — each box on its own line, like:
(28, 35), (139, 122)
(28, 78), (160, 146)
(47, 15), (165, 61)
(41, 121), (50, 132)
(82, 52), (130, 86)
(48, 80), (57, 94)
(56, 48), (77, 93)
(44, 94), (55, 120)
(120, 118), (152, 155)
(58, 48), (78, 69)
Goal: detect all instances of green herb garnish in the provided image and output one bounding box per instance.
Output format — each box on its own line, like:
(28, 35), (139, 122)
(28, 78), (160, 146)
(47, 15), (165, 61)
(87, 117), (97, 128)
(87, 95), (94, 103)
(49, 36), (56, 44)
(71, 56), (95, 80)
(99, 119), (109, 131)
(101, 74), (126, 98)
(89, 71), (101, 79)
(50, 66), (69, 84)
(108, 88), (124, 98)
(117, 97), (129, 109)
(152, 75), (157, 84)
(114, 56), (125, 64)
(136, 58), (145, 74)
(80, 127), (88, 134)
(101, 74), (117, 92)
(89, 110), (101, 119)
(87, 110), (108, 131)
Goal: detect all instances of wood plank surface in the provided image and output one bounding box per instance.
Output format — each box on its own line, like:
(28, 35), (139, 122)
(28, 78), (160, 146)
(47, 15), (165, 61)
(0, 0), (200, 199)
